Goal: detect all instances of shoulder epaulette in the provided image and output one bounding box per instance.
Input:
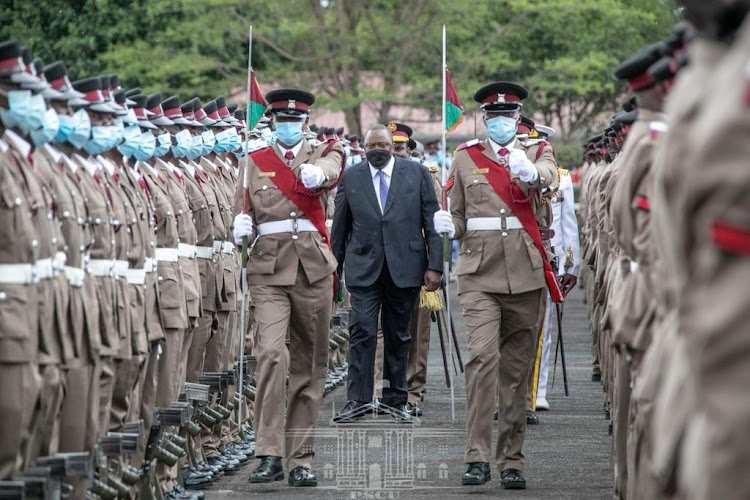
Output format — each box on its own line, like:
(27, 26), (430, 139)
(456, 139), (480, 152)
(427, 166), (439, 174)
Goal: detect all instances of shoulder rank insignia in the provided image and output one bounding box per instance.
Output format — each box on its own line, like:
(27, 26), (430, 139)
(712, 219), (750, 256)
(557, 168), (570, 176)
(427, 166), (439, 174)
(456, 139), (480, 152)
(446, 177), (455, 192)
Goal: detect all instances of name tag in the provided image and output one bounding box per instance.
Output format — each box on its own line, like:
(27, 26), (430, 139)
(258, 171), (276, 178)
(472, 168), (490, 175)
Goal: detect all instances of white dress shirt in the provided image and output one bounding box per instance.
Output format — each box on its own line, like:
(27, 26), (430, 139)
(489, 137), (516, 159)
(369, 155), (395, 214)
(277, 141), (303, 164)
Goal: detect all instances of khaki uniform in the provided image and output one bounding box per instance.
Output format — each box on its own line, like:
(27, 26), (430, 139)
(234, 139), (343, 471)
(0, 137), (42, 479)
(448, 138), (557, 471)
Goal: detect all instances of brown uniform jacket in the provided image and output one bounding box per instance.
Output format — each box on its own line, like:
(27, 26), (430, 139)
(233, 139), (344, 286)
(448, 138), (558, 295)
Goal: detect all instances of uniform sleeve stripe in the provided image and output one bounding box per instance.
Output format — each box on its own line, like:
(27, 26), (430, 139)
(446, 177), (455, 191)
(636, 195), (650, 211)
(712, 220), (750, 256)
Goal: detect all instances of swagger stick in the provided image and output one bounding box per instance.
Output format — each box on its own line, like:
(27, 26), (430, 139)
(440, 24), (456, 421)
(237, 24), (253, 430)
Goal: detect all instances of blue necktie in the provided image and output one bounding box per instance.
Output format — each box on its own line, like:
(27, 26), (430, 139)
(378, 170), (388, 212)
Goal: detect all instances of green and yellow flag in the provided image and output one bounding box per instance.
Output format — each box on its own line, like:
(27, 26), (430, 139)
(445, 69), (464, 136)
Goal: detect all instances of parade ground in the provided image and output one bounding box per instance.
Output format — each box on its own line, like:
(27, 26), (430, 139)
(208, 286), (611, 499)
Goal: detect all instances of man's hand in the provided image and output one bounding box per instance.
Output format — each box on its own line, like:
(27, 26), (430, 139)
(433, 210), (455, 238)
(232, 213), (254, 245)
(300, 163), (326, 189)
(424, 270), (442, 292)
(560, 273), (577, 296)
(508, 149), (539, 184)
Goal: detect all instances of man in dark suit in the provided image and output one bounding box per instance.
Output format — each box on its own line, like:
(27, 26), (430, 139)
(331, 124), (443, 422)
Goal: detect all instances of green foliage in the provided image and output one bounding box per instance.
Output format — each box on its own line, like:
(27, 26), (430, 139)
(1, 0), (677, 139)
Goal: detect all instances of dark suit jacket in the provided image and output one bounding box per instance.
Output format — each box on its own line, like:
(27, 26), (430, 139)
(331, 156), (443, 288)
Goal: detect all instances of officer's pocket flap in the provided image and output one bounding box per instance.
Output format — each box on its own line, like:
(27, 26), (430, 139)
(249, 238), (279, 275)
(0, 286), (31, 339)
(409, 240), (426, 252)
(524, 234), (544, 269)
(157, 265), (182, 310)
(455, 239), (484, 275)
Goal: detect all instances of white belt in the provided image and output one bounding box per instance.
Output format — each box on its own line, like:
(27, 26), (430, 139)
(37, 257), (56, 280)
(88, 259), (114, 277)
(221, 241), (235, 255)
(143, 257), (157, 273)
(53, 251), (67, 271)
(629, 261), (640, 273)
(113, 260), (129, 277)
(257, 219), (318, 236)
(212, 241), (223, 253)
(154, 248), (179, 262)
(177, 243), (197, 259)
(125, 268), (146, 285)
(195, 246), (214, 259)
(0, 264), (38, 284)
(466, 216), (523, 232)
(64, 266), (85, 287)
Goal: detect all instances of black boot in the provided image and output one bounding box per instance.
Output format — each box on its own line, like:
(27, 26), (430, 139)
(248, 456), (284, 483)
(462, 462), (490, 486)
(288, 466), (317, 487)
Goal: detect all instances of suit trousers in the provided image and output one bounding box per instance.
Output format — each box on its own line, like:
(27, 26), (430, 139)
(347, 263), (420, 407)
(406, 306), (432, 405)
(250, 266), (331, 471)
(461, 288), (544, 471)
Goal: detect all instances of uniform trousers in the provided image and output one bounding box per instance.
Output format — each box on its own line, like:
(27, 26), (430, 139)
(461, 287), (544, 471)
(250, 266), (331, 471)
(406, 306), (432, 405)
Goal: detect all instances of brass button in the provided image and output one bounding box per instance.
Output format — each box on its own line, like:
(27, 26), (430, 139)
(158, 276), (164, 283)
(0, 292), (6, 301)
(79, 245), (85, 252)
(14, 197), (21, 206)
(467, 250), (472, 254)
(51, 237), (57, 245)
(95, 217), (102, 224)
(63, 210), (70, 218)
(77, 216), (84, 224)
(502, 232), (508, 237)
(262, 185), (268, 191)
(292, 235), (298, 240)
(32, 239), (38, 247)
(472, 179), (478, 184)
(500, 208), (507, 215)
(290, 211), (297, 217)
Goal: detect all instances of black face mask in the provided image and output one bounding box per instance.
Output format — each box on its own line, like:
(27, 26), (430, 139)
(366, 149), (391, 169)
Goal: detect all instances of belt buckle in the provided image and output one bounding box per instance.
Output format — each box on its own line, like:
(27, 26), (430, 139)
(291, 213), (299, 240)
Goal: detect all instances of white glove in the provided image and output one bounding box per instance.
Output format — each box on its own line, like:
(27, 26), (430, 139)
(232, 213), (254, 245)
(300, 163), (326, 189)
(433, 210), (455, 239)
(508, 149), (539, 184)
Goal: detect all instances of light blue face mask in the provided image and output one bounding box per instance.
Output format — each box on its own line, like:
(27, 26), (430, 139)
(274, 120), (304, 146)
(213, 129), (230, 153)
(201, 130), (216, 155)
(134, 130), (156, 161)
(56, 108), (91, 148)
(233, 143), (247, 160)
(106, 124), (124, 151)
(83, 125), (119, 155)
(486, 115), (518, 145)
(153, 132), (171, 157)
(117, 125), (142, 157)
(171, 129), (192, 158)
(228, 129), (242, 151)
(186, 134), (203, 161)
(0, 91), (48, 135)
(30, 107), (60, 146)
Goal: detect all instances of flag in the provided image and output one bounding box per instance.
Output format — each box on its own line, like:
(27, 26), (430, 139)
(248, 70), (266, 130)
(445, 69), (464, 136)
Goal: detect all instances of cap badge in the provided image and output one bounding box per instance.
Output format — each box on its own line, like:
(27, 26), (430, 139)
(386, 123), (397, 132)
(288, 99), (296, 109)
(497, 94), (506, 103)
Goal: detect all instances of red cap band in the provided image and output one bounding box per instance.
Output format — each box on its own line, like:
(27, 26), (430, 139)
(270, 100), (310, 112)
(134, 107), (147, 118)
(84, 90), (105, 103)
(628, 73), (654, 92)
(207, 110), (220, 121)
(164, 107), (182, 118)
(482, 93), (521, 105)
(148, 105), (163, 118)
(0, 56), (24, 73)
(218, 106), (230, 118)
(194, 108), (208, 121)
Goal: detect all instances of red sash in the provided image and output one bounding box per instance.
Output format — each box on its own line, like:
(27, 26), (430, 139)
(464, 144), (563, 303)
(249, 146), (330, 247)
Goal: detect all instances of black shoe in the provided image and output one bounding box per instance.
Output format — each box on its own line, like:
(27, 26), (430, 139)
(462, 462), (490, 485)
(389, 403), (414, 423)
(288, 466), (317, 487)
(248, 456), (284, 483)
(526, 410), (539, 425)
(224, 447), (249, 464)
(500, 468), (526, 490)
(494, 407), (499, 421)
(405, 402), (422, 417)
(372, 397), (388, 415)
(173, 485), (205, 499)
(592, 373), (601, 382)
(208, 456), (238, 475)
(332, 400), (370, 423)
(182, 468), (213, 489)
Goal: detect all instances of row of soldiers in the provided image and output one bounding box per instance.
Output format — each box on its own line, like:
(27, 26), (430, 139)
(0, 38), (362, 499)
(579, 2), (750, 499)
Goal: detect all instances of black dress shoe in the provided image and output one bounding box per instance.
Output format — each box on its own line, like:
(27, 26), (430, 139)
(500, 468), (526, 489)
(462, 462), (490, 485)
(592, 373), (602, 382)
(405, 402), (422, 417)
(372, 397), (388, 415)
(182, 468), (212, 489)
(389, 403), (413, 423)
(288, 466), (317, 487)
(248, 456), (284, 483)
(332, 400), (370, 423)
(526, 410), (539, 425)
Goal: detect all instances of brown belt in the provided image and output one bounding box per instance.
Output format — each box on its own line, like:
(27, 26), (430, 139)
(539, 228), (555, 240)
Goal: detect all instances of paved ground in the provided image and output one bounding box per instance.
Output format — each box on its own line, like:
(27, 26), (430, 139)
(207, 286), (612, 499)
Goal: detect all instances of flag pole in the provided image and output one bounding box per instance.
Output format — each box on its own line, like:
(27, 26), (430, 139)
(237, 24), (253, 432)
(442, 24), (456, 422)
